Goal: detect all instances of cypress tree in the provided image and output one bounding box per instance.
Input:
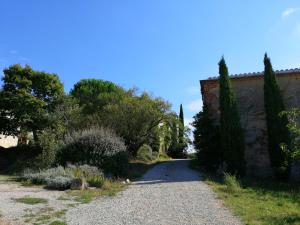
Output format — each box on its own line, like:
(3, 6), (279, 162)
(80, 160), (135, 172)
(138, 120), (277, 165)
(263, 53), (291, 179)
(179, 104), (184, 143)
(219, 57), (245, 175)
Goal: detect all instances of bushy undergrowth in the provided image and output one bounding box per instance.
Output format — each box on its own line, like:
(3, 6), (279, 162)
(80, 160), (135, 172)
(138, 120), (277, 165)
(0, 144), (41, 172)
(22, 165), (105, 190)
(137, 144), (153, 162)
(67, 164), (105, 187)
(223, 173), (241, 193)
(57, 127), (128, 176)
(46, 176), (74, 190)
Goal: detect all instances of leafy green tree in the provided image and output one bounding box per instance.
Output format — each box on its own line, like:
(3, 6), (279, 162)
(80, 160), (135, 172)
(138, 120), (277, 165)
(70, 79), (125, 114)
(263, 54), (291, 179)
(280, 108), (300, 162)
(170, 115), (179, 146)
(99, 91), (172, 155)
(193, 105), (221, 170)
(167, 113), (179, 155)
(0, 64), (64, 139)
(219, 57), (245, 175)
(36, 95), (82, 167)
(158, 121), (172, 155)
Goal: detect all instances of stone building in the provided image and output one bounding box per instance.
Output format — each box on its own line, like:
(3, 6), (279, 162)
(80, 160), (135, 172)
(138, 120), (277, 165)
(200, 68), (300, 177)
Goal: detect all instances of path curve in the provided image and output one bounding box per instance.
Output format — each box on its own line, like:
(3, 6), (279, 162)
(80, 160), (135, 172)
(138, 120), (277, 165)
(67, 159), (242, 225)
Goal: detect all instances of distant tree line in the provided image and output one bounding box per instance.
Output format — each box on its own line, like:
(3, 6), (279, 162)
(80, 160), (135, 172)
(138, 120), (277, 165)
(0, 64), (189, 174)
(193, 54), (298, 180)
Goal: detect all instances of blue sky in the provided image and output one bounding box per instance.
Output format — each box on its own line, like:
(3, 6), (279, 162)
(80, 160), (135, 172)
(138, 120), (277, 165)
(1, 1), (300, 127)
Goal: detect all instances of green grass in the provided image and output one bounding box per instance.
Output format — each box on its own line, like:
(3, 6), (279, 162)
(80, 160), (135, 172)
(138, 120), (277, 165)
(53, 209), (67, 218)
(15, 196), (48, 205)
(0, 175), (18, 183)
(57, 195), (72, 201)
(23, 207), (67, 225)
(49, 221), (67, 225)
(67, 180), (125, 204)
(205, 175), (300, 225)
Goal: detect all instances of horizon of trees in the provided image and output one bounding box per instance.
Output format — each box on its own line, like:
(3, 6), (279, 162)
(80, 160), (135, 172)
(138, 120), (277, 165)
(0, 64), (190, 170)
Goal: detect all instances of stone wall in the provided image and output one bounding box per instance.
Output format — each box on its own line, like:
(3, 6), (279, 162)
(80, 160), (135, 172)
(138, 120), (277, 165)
(200, 72), (300, 177)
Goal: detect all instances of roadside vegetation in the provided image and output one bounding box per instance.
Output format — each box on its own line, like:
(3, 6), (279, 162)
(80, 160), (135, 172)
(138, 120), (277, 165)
(205, 174), (300, 225)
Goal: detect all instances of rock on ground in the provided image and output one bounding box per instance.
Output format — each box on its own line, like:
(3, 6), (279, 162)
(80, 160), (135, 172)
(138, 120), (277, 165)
(67, 159), (242, 225)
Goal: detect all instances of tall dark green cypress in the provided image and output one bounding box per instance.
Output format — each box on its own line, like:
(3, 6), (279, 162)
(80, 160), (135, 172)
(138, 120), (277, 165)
(179, 104), (184, 143)
(219, 57), (245, 175)
(263, 53), (291, 179)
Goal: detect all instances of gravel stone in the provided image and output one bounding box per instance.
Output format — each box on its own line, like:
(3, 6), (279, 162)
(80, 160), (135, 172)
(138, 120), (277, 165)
(66, 159), (242, 225)
(0, 182), (76, 224)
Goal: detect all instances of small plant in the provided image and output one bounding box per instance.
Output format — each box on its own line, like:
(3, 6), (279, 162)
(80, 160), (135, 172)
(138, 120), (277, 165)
(67, 164), (105, 188)
(15, 197), (48, 205)
(68, 180), (125, 204)
(223, 173), (241, 193)
(49, 221), (67, 225)
(87, 175), (105, 188)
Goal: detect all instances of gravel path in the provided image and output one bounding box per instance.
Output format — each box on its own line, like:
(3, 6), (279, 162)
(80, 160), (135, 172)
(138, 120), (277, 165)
(0, 177), (77, 224)
(67, 159), (242, 225)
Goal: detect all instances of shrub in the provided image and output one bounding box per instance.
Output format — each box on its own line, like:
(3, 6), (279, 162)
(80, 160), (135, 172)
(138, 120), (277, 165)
(22, 165), (105, 189)
(137, 144), (153, 162)
(46, 176), (74, 190)
(223, 173), (241, 193)
(152, 151), (159, 160)
(67, 164), (105, 188)
(157, 152), (170, 160)
(58, 127), (128, 176)
(86, 175), (104, 188)
(22, 166), (72, 185)
(36, 128), (60, 168)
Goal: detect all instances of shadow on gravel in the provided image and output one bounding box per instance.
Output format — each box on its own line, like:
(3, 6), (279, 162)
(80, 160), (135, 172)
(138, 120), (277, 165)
(133, 159), (202, 185)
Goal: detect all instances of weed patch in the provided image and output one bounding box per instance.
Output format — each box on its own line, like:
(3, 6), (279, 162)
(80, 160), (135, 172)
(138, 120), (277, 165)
(15, 197), (48, 205)
(68, 180), (125, 204)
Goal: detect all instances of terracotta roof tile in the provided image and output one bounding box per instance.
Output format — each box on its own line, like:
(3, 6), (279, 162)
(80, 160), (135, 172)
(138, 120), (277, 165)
(207, 68), (300, 80)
